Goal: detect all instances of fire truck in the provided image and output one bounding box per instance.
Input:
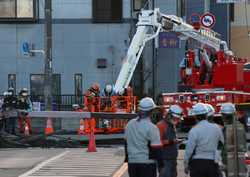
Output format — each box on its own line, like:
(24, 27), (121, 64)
(86, 8), (250, 132)
(115, 8), (250, 125)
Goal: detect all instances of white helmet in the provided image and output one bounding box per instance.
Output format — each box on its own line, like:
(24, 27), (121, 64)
(138, 97), (156, 111)
(205, 104), (215, 117)
(169, 105), (183, 118)
(192, 103), (208, 116)
(118, 88), (125, 96)
(105, 84), (113, 93)
(220, 102), (236, 114)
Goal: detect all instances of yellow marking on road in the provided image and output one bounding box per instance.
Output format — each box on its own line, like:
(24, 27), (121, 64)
(113, 163), (128, 177)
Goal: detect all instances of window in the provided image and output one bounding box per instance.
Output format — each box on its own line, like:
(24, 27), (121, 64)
(74, 74), (83, 96)
(30, 74), (61, 96)
(93, 0), (122, 23)
(229, 3), (234, 22)
(133, 0), (147, 11)
(0, 0), (36, 21)
(8, 74), (16, 94)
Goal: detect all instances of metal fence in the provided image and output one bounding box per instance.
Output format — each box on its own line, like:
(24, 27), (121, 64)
(30, 95), (84, 111)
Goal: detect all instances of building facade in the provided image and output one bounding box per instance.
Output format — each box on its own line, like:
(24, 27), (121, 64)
(0, 0), (231, 99)
(231, 2), (250, 58)
(0, 0), (184, 98)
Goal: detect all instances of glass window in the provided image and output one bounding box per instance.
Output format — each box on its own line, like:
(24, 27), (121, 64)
(74, 74), (83, 96)
(0, 0), (15, 18)
(93, 0), (122, 23)
(8, 74), (16, 94)
(17, 0), (34, 18)
(30, 74), (61, 96)
(0, 0), (36, 21)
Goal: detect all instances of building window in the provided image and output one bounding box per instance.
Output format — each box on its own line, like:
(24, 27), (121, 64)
(0, 0), (36, 22)
(8, 74), (16, 94)
(74, 74), (83, 96)
(30, 74), (61, 96)
(93, 0), (122, 23)
(230, 3), (234, 22)
(133, 0), (147, 11)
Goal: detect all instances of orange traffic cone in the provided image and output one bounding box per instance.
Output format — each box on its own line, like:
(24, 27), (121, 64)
(87, 131), (97, 152)
(45, 118), (54, 135)
(24, 121), (30, 136)
(78, 119), (84, 135)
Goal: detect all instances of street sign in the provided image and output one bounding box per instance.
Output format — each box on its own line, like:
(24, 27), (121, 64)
(22, 42), (30, 56)
(159, 32), (180, 48)
(200, 12), (216, 28)
(217, 0), (245, 3)
(190, 13), (201, 30)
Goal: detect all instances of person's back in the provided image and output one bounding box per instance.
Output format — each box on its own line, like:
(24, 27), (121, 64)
(125, 97), (163, 177)
(190, 120), (223, 160)
(126, 117), (160, 163)
(184, 103), (224, 177)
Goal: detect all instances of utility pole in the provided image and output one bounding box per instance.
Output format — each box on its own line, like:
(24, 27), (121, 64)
(204, 0), (210, 12)
(44, 0), (53, 111)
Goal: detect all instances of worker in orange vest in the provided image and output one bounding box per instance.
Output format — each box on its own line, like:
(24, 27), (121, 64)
(84, 83), (100, 133)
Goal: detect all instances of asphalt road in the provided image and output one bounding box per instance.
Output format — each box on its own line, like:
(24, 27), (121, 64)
(0, 148), (187, 177)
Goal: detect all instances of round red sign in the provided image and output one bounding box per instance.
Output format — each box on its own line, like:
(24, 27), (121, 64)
(200, 12), (216, 28)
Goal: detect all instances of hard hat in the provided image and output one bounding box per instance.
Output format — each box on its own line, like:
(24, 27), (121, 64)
(220, 102), (236, 114)
(72, 104), (80, 109)
(205, 104), (215, 117)
(192, 103), (208, 116)
(118, 88), (125, 96)
(92, 83), (100, 91)
(169, 105), (183, 118)
(19, 88), (28, 96)
(3, 91), (9, 96)
(138, 97), (156, 111)
(105, 84), (113, 93)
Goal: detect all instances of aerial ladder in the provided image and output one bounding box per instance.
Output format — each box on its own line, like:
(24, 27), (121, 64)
(114, 8), (229, 93)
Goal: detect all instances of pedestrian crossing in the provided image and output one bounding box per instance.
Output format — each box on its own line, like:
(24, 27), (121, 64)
(19, 148), (125, 177)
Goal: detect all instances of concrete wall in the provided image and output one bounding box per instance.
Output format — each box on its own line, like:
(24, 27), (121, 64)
(0, 0), (132, 94)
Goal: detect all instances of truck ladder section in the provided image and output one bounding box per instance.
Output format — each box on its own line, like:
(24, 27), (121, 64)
(114, 8), (228, 93)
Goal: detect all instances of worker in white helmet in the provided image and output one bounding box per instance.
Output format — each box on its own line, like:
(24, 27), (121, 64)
(156, 105), (183, 177)
(219, 102), (247, 177)
(125, 97), (163, 177)
(220, 102), (236, 125)
(184, 103), (224, 177)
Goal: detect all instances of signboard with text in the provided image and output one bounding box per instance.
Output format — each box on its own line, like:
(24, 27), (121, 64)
(159, 32), (180, 48)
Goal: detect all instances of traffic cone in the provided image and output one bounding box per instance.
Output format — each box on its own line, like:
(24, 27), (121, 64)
(78, 119), (84, 135)
(87, 131), (97, 152)
(45, 118), (54, 135)
(24, 121), (30, 136)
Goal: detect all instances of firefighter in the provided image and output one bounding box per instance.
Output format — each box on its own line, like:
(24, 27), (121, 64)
(2, 88), (18, 134)
(156, 104), (183, 177)
(84, 83), (100, 133)
(184, 103), (224, 177)
(16, 88), (32, 134)
(124, 97), (163, 177)
(100, 84), (115, 111)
